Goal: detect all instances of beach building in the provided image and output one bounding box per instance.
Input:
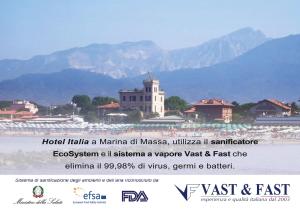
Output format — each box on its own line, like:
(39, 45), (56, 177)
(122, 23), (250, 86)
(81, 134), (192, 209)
(0, 110), (35, 120)
(0, 100), (38, 120)
(184, 99), (233, 123)
(119, 75), (165, 117)
(97, 102), (120, 118)
(249, 99), (291, 117)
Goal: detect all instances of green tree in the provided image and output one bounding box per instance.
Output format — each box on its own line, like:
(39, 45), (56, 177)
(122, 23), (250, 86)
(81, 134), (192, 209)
(84, 111), (99, 123)
(92, 96), (118, 106)
(291, 102), (299, 114)
(233, 103), (256, 116)
(165, 110), (183, 117)
(72, 95), (91, 109)
(232, 102), (256, 123)
(231, 101), (239, 107)
(165, 96), (188, 111)
(52, 104), (74, 115)
(36, 104), (49, 116)
(0, 101), (12, 109)
(144, 112), (160, 119)
(126, 110), (142, 123)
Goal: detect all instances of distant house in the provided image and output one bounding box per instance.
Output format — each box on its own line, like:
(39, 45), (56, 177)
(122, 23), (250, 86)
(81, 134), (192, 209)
(0, 110), (35, 120)
(0, 100), (38, 120)
(249, 99), (291, 117)
(184, 99), (233, 123)
(119, 75), (165, 117)
(97, 102), (120, 118)
(8, 100), (38, 114)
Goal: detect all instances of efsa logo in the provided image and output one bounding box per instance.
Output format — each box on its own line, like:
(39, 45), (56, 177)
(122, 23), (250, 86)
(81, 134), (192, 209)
(175, 184), (200, 201)
(73, 187), (107, 204)
(83, 191), (107, 200)
(33, 186), (44, 198)
(122, 191), (148, 202)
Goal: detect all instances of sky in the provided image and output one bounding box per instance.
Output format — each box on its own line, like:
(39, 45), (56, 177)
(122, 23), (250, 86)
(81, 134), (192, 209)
(0, 0), (299, 59)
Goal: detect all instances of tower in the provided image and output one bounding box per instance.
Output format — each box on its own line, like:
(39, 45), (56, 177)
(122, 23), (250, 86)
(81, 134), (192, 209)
(143, 73), (164, 117)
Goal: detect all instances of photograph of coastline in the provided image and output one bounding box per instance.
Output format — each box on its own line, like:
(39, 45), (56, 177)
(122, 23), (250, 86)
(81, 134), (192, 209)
(0, 0), (300, 175)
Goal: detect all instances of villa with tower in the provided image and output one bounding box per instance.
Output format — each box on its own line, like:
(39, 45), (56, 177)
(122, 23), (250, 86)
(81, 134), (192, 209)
(119, 74), (165, 117)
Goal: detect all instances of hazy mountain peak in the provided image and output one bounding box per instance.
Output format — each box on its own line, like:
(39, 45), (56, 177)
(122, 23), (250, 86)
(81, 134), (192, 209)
(165, 27), (269, 70)
(119, 40), (157, 46)
(0, 27), (269, 80)
(226, 27), (265, 37)
(0, 34), (299, 104)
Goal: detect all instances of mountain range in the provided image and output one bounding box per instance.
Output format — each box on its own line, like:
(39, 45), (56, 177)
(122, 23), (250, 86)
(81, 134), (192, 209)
(0, 27), (268, 80)
(0, 33), (299, 105)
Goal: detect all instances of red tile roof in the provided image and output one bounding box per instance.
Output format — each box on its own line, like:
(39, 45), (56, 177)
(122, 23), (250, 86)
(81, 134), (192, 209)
(264, 99), (291, 110)
(97, 102), (120, 109)
(184, 107), (196, 113)
(194, 99), (233, 107)
(0, 110), (34, 116)
(0, 110), (16, 115)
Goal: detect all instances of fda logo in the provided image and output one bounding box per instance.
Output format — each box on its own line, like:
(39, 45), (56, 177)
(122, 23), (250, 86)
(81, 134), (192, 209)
(122, 191), (148, 202)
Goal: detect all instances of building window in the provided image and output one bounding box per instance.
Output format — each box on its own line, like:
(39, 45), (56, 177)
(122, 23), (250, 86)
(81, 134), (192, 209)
(149, 106), (152, 112)
(155, 96), (156, 101)
(129, 96), (136, 102)
(145, 96), (151, 101)
(140, 106), (143, 111)
(161, 96), (163, 102)
(123, 96), (126, 101)
(140, 96), (143, 101)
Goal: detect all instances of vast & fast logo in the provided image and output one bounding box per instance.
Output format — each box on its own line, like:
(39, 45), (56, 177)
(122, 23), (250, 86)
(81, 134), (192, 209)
(175, 184), (200, 201)
(175, 183), (290, 201)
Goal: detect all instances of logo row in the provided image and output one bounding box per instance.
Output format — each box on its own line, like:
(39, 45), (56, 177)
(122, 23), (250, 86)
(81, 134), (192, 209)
(14, 186), (148, 205)
(14, 183), (291, 205)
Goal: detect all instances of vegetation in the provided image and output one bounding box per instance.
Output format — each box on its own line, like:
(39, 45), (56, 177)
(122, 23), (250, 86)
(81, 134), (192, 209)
(165, 96), (188, 111)
(231, 102), (256, 123)
(36, 104), (49, 116)
(52, 104), (75, 116)
(291, 102), (299, 115)
(126, 110), (142, 123)
(165, 110), (182, 116)
(92, 96), (118, 106)
(0, 101), (12, 109)
(72, 95), (92, 109)
(144, 112), (160, 119)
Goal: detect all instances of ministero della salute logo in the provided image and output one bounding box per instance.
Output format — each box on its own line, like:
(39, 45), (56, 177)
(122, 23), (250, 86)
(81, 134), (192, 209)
(33, 186), (44, 198)
(14, 185), (63, 205)
(73, 187), (107, 204)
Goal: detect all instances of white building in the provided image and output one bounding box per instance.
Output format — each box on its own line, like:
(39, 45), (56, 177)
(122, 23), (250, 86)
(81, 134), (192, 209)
(9, 100), (39, 114)
(119, 75), (165, 117)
